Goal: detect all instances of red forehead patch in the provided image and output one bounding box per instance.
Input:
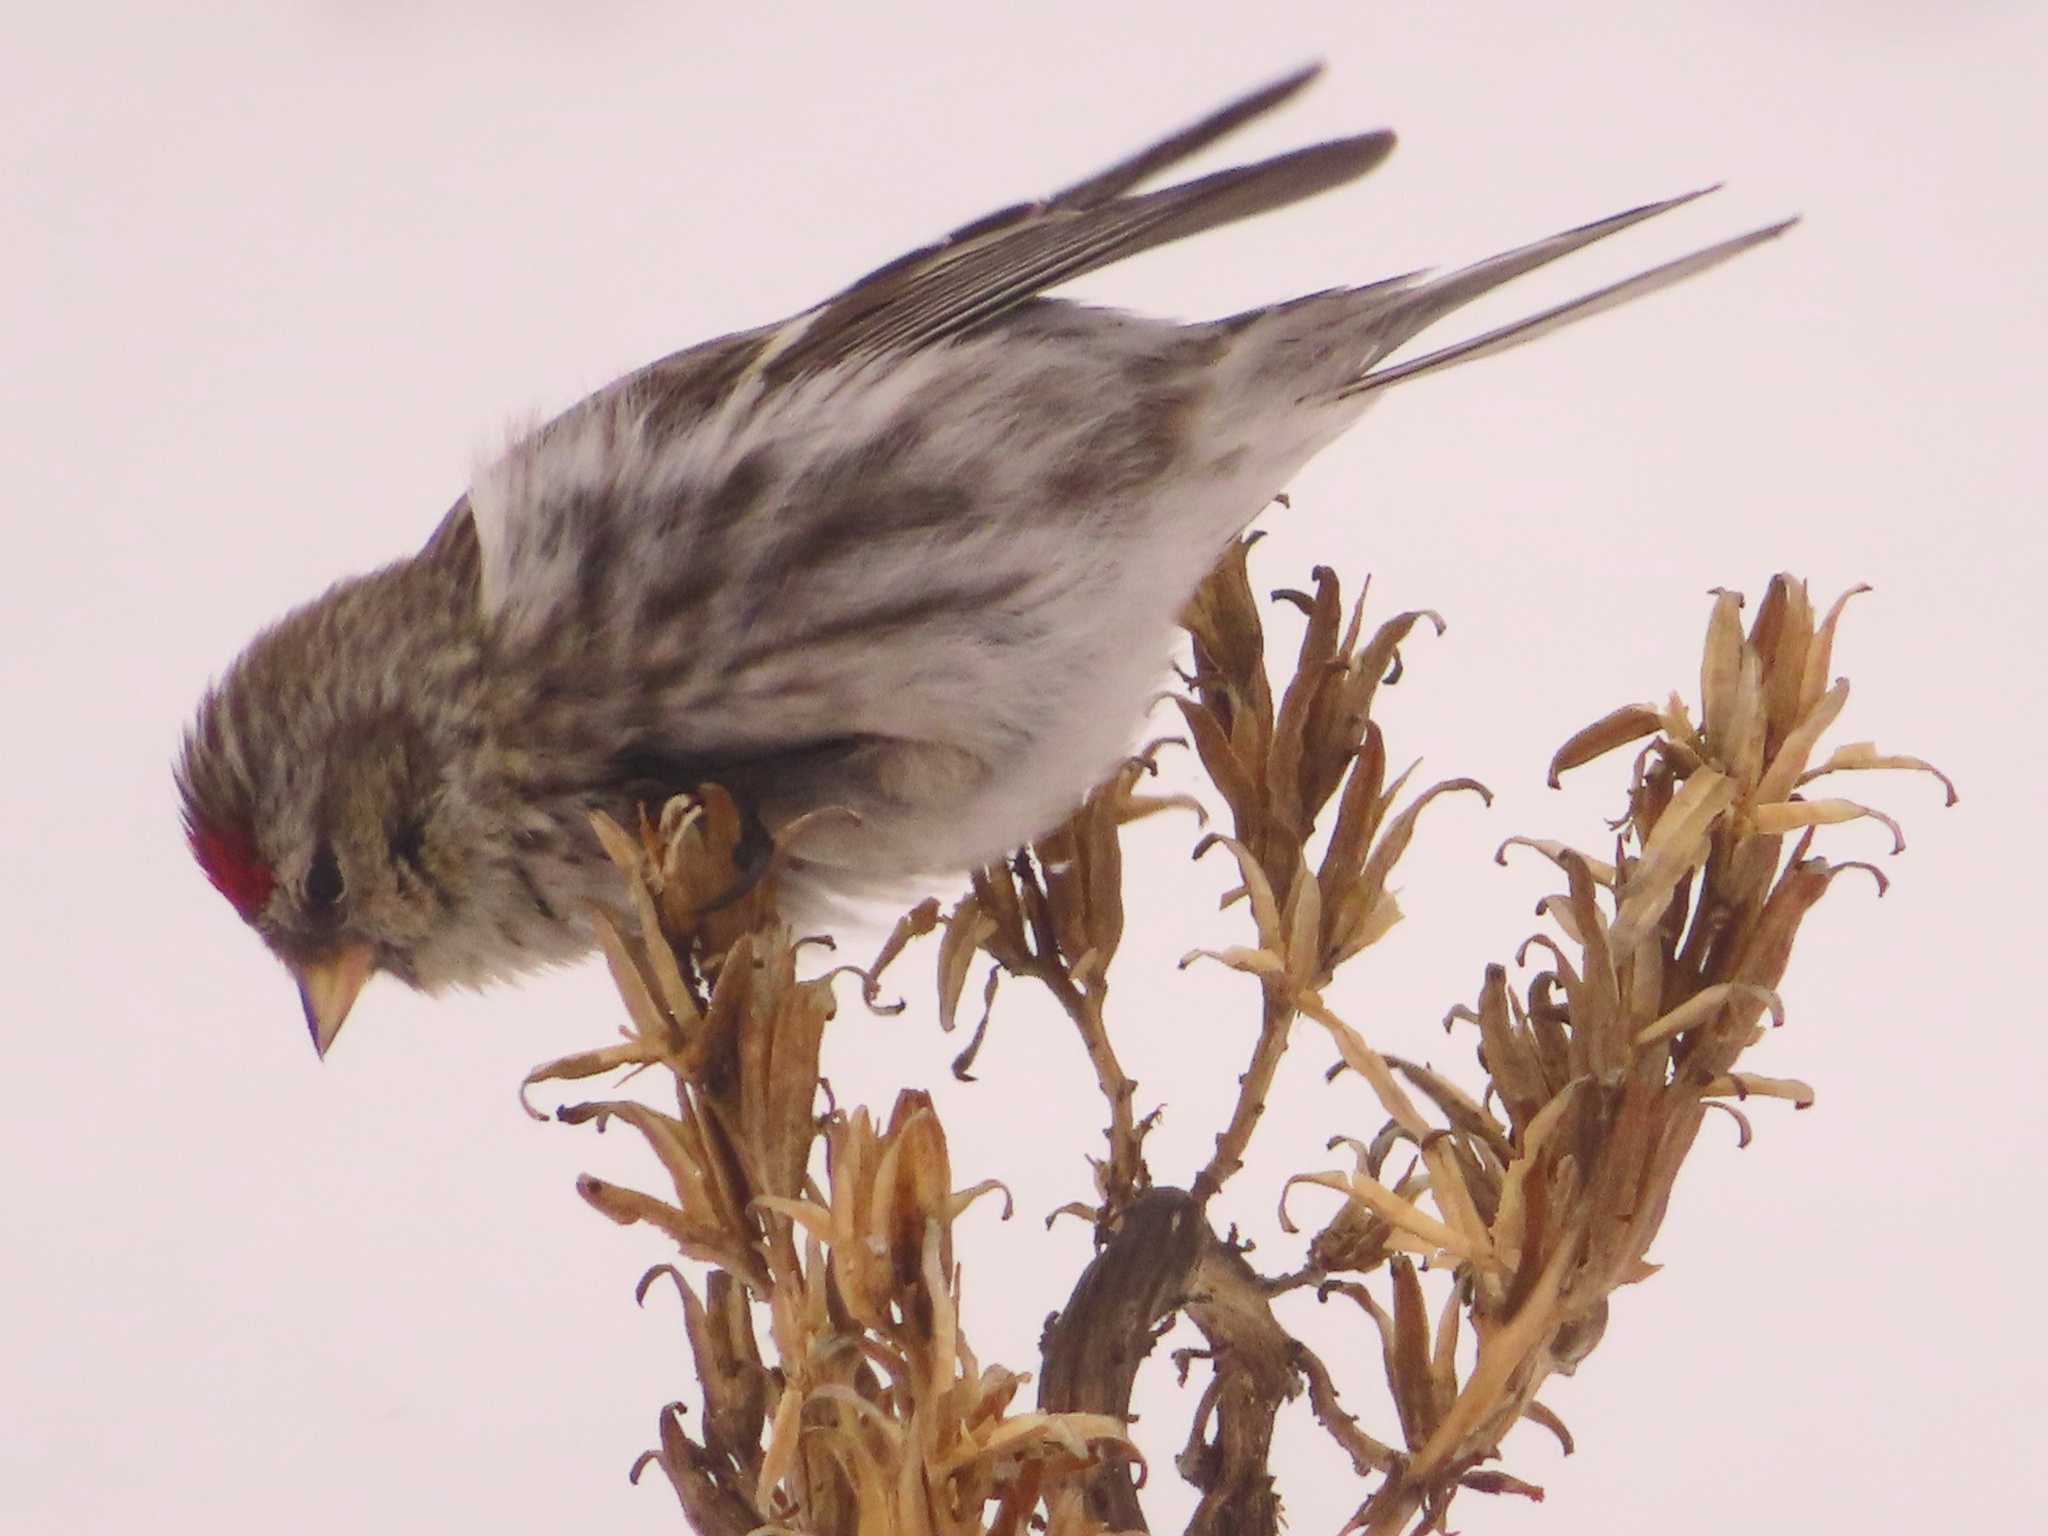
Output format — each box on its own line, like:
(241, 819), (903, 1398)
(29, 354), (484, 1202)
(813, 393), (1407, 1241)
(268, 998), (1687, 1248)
(186, 813), (275, 921)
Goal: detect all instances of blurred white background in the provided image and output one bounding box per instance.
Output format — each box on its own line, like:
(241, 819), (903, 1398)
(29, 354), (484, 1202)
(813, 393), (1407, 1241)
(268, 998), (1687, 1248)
(5, 3), (2040, 1532)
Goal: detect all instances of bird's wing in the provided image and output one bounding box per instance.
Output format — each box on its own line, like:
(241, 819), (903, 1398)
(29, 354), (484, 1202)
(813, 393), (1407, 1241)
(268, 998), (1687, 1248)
(420, 493), (480, 574)
(444, 65), (1392, 581)
(751, 63), (1393, 383)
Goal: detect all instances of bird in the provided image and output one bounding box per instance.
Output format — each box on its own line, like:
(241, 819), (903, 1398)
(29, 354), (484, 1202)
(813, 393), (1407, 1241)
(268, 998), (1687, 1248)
(176, 65), (1794, 1057)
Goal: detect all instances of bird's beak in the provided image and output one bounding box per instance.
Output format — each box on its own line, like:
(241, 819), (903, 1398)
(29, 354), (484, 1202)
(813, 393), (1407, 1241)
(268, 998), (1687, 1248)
(294, 944), (375, 1059)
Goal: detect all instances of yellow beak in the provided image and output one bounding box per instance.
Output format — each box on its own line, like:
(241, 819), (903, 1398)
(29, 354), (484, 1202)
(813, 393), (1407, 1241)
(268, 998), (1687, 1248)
(294, 944), (375, 1058)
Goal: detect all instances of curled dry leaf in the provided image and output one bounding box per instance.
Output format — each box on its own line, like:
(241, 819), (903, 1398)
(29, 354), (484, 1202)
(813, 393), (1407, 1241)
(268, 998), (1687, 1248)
(1284, 574), (1949, 1532)
(530, 787), (1131, 1536)
(525, 545), (1945, 1536)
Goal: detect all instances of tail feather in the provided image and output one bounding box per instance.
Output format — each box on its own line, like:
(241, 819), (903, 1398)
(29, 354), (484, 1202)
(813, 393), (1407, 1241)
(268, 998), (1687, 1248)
(1337, 191), (1799, 396)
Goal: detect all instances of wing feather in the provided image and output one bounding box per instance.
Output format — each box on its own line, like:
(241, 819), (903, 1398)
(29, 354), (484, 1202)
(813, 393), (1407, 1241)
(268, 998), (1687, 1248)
(759, 65), (1394, 381)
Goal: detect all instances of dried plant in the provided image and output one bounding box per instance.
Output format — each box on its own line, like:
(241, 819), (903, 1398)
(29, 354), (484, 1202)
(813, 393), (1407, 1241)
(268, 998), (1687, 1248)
(523, 531), (1952, 1536)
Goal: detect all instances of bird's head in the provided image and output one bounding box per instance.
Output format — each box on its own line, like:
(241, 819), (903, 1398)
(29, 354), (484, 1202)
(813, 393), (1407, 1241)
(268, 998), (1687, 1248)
(176, 564), (531, 1055)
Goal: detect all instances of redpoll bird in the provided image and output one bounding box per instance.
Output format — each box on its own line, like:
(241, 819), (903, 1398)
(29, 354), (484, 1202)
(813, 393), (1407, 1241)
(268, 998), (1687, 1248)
(177, 66), (1792, 1055)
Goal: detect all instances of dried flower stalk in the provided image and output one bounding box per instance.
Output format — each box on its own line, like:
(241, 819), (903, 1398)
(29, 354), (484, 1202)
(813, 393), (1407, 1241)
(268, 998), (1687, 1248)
(1269, 573), (1953, 1533)
(527, 536), (1949, 1536)
(526, 791), (1132, 1535)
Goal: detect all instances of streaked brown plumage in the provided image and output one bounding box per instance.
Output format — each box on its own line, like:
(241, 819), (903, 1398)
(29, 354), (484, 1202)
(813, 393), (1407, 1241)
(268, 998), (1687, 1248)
(176, 65), (1793, 1054)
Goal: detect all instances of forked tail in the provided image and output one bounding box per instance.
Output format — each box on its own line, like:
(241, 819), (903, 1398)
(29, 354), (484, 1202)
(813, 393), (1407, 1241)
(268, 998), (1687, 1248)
(1336, 191), (1798, 396)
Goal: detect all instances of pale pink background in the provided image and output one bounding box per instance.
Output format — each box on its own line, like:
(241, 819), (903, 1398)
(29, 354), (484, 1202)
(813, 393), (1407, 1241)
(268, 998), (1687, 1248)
(5, 4), (2039, 1532)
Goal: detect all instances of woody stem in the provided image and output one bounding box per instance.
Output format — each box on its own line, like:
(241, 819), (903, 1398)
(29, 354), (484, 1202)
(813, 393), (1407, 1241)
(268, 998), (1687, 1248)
(1192, 986), (1296, 1205)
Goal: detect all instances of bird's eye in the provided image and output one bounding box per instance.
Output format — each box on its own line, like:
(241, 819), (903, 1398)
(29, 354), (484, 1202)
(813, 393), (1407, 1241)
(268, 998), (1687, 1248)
(306, 842), (344, 910)
(388, 816), (427, 871)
